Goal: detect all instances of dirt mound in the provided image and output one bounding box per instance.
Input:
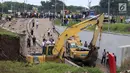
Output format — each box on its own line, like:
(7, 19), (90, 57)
(0, 35), (23, 61)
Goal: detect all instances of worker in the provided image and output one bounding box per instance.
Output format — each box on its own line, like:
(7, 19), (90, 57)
(42, 38), (46, 54)
(31, 28), (34, 35)
(120, 16), (124, 23)
(101, 49), (106, 65)
(49, 35), (53, 42)
(52, 39), (55, 45)
(47, 28), (51, 36)
(32, 36), (36, 46)
(106, 51), (109, 65)
(84, 41), (88, 47)
(27, 36), (31, 48)
(36, 20), (39, 29)
(113, 53), (116, 62)
(52, 26), (55, 33)
(80, 40), (83, 46)
(46, 40), (51, 45)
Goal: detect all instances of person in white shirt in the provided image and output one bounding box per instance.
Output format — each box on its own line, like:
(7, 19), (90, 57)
(47, 28), (51, 36)
(101, 49), (106, 64)
(106, 51), (109, 65)
(42, 38), (46, 54)
(46, 40), (51, 45)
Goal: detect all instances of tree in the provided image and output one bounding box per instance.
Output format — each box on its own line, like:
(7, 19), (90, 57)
(90, 5), (101, 14)
(100, 0), (129, 15)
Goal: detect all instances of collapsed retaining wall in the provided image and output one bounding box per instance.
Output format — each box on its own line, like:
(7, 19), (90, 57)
(0, 35), (21, 60)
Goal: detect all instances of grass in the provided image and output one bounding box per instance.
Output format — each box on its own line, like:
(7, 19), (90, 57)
(0, 28), (18, 38)
(87, 23), (130, 34)
(54, 19), (130, 34)
(0, 61), (103, 73)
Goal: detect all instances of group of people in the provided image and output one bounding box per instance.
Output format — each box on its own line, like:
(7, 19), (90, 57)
(27, 35), (36, 48)
(42, 28), (55, 54)
(101, 49), (116, 65)
(27, 19), (39, 50)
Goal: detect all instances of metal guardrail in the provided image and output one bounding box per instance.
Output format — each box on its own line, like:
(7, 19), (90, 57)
(65, 59), (80, 68)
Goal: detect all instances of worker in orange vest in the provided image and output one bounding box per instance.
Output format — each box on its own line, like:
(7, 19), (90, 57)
(120, 16), (124, 23)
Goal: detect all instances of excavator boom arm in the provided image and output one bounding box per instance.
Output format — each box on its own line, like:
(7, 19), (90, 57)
(53, 14), (104, 58)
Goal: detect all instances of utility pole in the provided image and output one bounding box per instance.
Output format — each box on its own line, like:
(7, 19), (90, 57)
(55, 0), (56, 18)
(62, 0), (64, 26)
(88, 0), (91, 10)
(108, 0), (110, 32)
(1, 0), (3, 14)
(24, 0), (25, 12)
(11, 0), (12, 13)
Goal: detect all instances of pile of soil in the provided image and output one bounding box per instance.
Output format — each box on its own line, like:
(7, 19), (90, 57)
(0, 35), (22, 61)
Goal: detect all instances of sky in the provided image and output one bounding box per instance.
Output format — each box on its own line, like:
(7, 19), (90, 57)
(1, 0), (100, 7)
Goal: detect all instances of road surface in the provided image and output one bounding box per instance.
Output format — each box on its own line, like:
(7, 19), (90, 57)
(1, 18), (59, 55)
(28, 18), (58, 54)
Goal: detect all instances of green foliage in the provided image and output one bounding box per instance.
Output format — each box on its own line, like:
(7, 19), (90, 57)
(41, 0), (85, 12)
(0, 28), (18, 38)
(54, 19), (130, 34)
(0, 1), (37, 13)
(54, 19), (62, 25)
(88, 23), (130, 34)
(0, 61), (103, 73)
(100, 0), (130, 15)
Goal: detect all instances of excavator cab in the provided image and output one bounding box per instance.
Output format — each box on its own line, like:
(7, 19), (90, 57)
(45, 45), (54, 56)
(65, 37), (90, 61)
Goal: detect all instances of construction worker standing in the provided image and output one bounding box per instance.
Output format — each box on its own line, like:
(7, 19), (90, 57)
(42, 38), (46, 54)
(31, 28), (34, 35)
(84, 41), (88, 47)
(47, 28), (51, 36)
(32, 36), (36, 46)
(27, 36), (31, 48)
(101, 49), (106, 64)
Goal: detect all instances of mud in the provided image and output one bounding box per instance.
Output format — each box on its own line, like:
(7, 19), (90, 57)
(0, 35), (22, 61)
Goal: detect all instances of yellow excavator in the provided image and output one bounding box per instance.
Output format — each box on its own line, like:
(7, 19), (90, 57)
(26, 14), (104, 67)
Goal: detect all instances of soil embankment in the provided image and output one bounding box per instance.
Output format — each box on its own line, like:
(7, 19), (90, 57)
(0, 34), (21, 60)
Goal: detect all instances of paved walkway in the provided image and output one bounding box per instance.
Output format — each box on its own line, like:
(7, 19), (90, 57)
(0, 18), (59, 55)
(27, 18), (58, 54)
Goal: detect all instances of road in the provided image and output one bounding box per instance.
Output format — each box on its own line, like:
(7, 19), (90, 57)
(55, 25), (130, 67)
(28, 18), (58, 54)
(1, 18), (59, 55)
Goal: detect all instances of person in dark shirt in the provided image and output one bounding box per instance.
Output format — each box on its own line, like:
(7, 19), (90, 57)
(113, 53), (116, 62)
(84, 41), (88, 47)
(31, 28), (33, 35)
(27, 37), (31, 48)
(32, 36), (36, 46)
(32, 21), (35, 27)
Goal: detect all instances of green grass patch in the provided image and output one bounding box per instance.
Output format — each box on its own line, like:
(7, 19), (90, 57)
(54, 19), (130, 34)
(87, 23), (130, 34)
(0, 28), (18, 38)
(0, 61), (103, 73)
(54, 19), (62, 26)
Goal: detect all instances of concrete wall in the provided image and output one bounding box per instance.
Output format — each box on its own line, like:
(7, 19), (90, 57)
(19, 34), (27, 56)
(120, 45), (130, 67)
